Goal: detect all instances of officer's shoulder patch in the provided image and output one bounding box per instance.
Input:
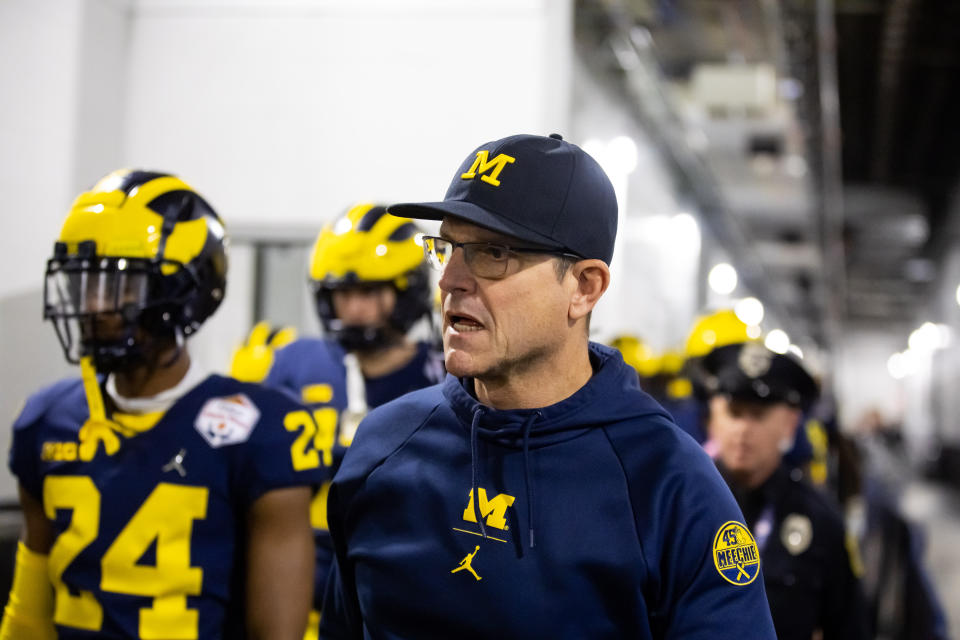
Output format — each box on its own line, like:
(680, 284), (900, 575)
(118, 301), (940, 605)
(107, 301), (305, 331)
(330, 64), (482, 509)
(194, 393), (261, 448)
(713, 521), (761, 586)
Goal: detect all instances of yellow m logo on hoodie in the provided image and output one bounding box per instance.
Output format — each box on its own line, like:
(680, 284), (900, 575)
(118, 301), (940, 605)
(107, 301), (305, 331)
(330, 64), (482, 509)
(463, 488), (515, 530)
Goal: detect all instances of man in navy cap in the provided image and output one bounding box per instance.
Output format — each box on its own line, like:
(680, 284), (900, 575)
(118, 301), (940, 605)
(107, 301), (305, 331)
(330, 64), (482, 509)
(703, 341), (869, 640)
(319, 134), (776, 639)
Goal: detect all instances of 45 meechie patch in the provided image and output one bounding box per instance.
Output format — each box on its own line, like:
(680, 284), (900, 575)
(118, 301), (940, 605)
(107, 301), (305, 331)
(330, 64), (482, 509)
(713, 521), (761, 586)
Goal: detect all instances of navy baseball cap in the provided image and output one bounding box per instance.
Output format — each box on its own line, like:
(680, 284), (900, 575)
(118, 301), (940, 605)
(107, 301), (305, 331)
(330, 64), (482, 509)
(387, 133), (619, 264)
(702, 342), (819, 411)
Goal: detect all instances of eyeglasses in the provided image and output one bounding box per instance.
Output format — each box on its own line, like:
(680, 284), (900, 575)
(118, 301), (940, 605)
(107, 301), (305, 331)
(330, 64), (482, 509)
(420, 235), (581, 279)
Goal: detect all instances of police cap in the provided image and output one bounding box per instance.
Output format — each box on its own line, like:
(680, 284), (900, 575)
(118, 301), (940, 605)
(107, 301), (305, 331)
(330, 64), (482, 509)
(702, 342), (818, 411)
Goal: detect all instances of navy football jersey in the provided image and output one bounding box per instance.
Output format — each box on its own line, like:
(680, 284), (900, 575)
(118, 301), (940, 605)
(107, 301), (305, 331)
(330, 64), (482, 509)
(8, 374), (327, 639)
(266, 338), (444, 446)
(264, 338), (444, 604)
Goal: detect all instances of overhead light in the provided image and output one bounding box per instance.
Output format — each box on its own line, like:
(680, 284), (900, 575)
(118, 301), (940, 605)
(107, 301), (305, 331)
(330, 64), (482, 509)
(888, 350), (921, 379)
(955, 283), (960, 307)
(908, 322), (951, 352)
(887, 353), (908, 379)
(765, 329), (790, 354)
(734, 297), (764, 326)
(708, 263), (738, 295)
(788, 344), (804, 359)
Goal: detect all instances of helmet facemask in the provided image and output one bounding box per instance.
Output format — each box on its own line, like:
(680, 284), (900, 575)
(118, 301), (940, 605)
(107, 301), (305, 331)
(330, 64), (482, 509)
(314, 281), (406, 353)
(44, 242), (192, 373)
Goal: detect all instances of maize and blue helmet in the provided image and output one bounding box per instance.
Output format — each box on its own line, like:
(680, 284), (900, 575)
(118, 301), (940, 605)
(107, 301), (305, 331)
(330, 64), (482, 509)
(44, 169), (227, 372)
(309, 203), (431, 351)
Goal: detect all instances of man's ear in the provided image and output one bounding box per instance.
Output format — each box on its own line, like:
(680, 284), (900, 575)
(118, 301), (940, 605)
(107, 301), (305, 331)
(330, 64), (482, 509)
(568, 260), (610, 321)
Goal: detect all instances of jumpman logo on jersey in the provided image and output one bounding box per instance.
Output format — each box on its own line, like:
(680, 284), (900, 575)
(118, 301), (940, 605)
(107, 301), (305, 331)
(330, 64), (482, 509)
(162, 448), (188, 477)
(451, 545), (482, 581)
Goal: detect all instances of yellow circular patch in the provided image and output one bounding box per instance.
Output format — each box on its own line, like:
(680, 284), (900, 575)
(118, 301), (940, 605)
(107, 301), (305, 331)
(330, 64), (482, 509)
(713, 521), (761, 585)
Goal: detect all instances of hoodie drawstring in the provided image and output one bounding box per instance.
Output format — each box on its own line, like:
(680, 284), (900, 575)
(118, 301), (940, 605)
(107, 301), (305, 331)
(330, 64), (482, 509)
(521, 413), (538, 550)
(470, 406), (539, 551)
(470, 407), (487, 540)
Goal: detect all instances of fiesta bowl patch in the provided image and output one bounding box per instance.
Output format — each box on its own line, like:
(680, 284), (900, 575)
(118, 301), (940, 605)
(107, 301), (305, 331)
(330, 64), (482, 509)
(195, 394), (261, 447)
(713, 521), (761, 585)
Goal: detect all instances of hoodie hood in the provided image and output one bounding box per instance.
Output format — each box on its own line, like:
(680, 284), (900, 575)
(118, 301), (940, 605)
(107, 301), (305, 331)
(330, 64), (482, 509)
(443, 341), (671, 447)
(443, 342), (674, 550)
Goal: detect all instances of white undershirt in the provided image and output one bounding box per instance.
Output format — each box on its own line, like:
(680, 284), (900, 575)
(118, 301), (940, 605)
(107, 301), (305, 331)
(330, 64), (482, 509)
(105, 358), (209, 415)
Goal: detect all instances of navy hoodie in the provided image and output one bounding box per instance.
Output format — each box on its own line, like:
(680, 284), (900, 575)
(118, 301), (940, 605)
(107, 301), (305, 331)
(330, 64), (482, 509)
(320, 343), (776, 639)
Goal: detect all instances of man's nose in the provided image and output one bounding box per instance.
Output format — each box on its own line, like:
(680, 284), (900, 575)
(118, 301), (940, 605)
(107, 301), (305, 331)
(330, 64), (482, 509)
(438, 246), (474, 293)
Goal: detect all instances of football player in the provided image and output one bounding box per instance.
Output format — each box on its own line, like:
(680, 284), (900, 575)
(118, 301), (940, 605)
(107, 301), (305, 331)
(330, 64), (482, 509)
(1, 170), (326, 639)
(229, 202), (444, 630)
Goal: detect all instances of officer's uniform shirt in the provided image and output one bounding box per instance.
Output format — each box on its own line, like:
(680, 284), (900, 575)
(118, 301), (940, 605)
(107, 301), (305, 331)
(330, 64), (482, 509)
(8, 374), (327, 639)
(722, 463), (870, 640)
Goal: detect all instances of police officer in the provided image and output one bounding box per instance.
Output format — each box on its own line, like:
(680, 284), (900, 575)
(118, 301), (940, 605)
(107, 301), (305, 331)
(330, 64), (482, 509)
(702, 341), (869, 640)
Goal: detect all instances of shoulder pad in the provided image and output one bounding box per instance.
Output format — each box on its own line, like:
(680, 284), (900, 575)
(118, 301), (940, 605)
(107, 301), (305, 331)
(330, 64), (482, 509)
(12, 378), (84, 431)
(271, 338), (344, 373)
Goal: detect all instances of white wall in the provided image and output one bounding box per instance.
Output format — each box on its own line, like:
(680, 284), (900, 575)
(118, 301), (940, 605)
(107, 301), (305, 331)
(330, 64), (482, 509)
(0, 0), (574, 501)
(122, 0), (572, 226)
(0, 0), (85, 300)
(0, 0), (89, 504)
(74, 0), (131, 189)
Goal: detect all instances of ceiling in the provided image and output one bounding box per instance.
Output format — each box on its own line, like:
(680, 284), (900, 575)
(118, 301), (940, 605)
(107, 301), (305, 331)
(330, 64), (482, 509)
(575, 0), (960, 349)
